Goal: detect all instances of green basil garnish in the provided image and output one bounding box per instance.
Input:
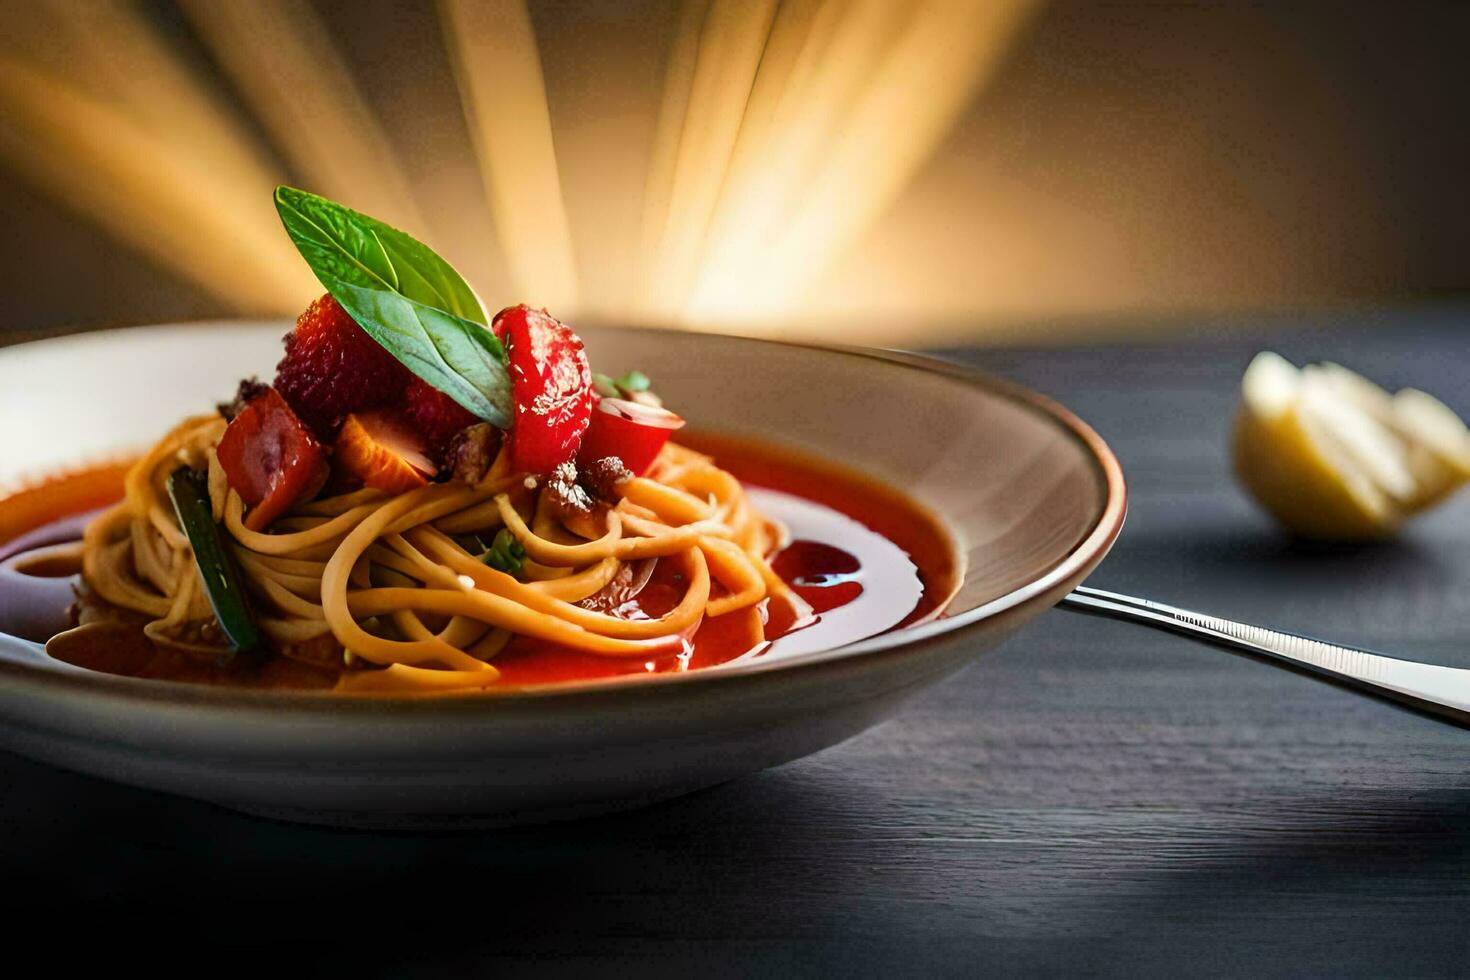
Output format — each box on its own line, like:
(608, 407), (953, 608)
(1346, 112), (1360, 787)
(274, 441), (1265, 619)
(615, 369), (651, 394)
(478, 529), (526, 577)
(273, 186), (513, 429)
(167, 467), (261, 656)
(592, 372), (620, 398)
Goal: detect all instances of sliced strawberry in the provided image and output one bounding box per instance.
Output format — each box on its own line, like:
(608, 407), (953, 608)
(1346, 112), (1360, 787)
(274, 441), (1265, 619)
(216, 386), (329, 531)
(274, 294), (412, 437)
(402, 376), (479, 459)
(492, 305), (594, 475)
(334, 411), (435, 495)
(578, 397), (686, 476)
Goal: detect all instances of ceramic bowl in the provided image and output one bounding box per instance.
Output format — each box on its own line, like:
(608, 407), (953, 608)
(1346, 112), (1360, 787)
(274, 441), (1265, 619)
(0, 323), (1125, 828)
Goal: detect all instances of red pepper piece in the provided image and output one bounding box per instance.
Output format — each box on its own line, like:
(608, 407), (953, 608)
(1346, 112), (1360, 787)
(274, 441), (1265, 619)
(216, 386), (329, 531)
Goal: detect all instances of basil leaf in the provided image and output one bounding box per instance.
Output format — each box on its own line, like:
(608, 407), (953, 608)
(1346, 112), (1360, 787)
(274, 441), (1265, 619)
(274, 186), (512, 428)
(479, 528), (526, 577)
(615, 369), (651, 394)
(592, 373), (620, 398)
(330, 281), (511, 426)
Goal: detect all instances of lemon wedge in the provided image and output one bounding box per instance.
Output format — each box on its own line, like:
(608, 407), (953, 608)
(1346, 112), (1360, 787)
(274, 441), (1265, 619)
(1233, 352), (1470, 539)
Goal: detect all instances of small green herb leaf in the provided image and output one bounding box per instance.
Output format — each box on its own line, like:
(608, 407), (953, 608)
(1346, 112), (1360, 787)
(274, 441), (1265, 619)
(167, 467), (261, 656)
(479, 528), (526, 577)
(615, 369), (651, 394)
(592, 372), (620, 398)
(274, 186), (513, 428)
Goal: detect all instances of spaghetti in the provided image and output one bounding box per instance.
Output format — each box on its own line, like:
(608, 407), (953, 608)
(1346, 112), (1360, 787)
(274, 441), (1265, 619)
(81, 415), (813, 692)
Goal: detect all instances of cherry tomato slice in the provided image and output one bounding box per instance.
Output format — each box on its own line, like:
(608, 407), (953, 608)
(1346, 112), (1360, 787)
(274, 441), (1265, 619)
(578, 397), (686, 476)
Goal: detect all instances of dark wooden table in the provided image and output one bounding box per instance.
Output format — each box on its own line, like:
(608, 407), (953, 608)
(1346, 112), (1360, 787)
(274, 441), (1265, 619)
(3, 310), (1469, 975)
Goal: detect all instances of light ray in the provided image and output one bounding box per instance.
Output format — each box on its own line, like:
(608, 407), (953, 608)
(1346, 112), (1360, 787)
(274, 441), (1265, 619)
(683, 0), (909, 321)
(0, 58), (312, 310)
(0, 0), (1039, 338)
(440, 0), (580, 312)
(637, 0), (779, 324)
(0, 0), (281, 205)
(0, 0), (313, 310)
(686, 0), (1040, 329)
(177, 0), (428, 239)
(637, 0), (710, 316)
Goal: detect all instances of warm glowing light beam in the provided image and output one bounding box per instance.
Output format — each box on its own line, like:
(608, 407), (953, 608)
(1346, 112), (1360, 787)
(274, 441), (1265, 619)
(682, 0), (907, 321)
(638, 0), (780, 324)
(440, 0), (580, 313)
(0, 1), (313, 310)
(0, 0), (1039, 336)
(683, 0), (1041, 329)
(0, 58), (313, 311)
(178, 0), (429, 240)
(638, 0), (710, 315)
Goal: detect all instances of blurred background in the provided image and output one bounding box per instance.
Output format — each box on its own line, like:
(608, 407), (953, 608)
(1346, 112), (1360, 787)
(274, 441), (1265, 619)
(0, 0), (1465, 347)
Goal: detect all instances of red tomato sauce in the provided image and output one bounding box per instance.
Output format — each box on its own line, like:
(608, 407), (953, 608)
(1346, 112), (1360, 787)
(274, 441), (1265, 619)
(0, 434), (960, 690)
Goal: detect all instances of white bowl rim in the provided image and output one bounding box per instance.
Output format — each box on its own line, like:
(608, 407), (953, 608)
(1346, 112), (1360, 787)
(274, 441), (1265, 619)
(0, 323), (1128, 713)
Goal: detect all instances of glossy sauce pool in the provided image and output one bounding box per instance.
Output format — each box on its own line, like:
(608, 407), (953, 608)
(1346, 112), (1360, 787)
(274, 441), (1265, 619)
(0, 435), (961, 690)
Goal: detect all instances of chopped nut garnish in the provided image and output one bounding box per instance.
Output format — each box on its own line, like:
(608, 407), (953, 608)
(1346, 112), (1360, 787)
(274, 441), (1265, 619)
(581, 456), (634, 503)
(547, 461), (594, 514)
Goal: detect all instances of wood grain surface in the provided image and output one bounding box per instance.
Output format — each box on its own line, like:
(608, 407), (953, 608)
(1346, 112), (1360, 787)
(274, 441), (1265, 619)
(2, 310), (1468, 976)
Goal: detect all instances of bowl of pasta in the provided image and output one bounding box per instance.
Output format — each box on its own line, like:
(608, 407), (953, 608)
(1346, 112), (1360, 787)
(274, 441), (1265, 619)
(0, 190), (1124, 827)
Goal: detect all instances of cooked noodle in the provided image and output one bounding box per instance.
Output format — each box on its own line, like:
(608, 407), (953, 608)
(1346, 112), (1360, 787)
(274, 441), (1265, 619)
(81, 416), (813, 691)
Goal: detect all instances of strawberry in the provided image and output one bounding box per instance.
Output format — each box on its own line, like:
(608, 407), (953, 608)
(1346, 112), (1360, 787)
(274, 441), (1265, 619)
(216, 386), (329, 531)
(402, 376), (479, 459)
(334, 411), (435, 495)
(492, 305), (594, 475)
(274, 294), (411, 437)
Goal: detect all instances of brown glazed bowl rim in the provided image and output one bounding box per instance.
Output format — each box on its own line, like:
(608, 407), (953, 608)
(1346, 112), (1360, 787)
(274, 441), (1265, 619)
(0, 325), (1127, 714)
